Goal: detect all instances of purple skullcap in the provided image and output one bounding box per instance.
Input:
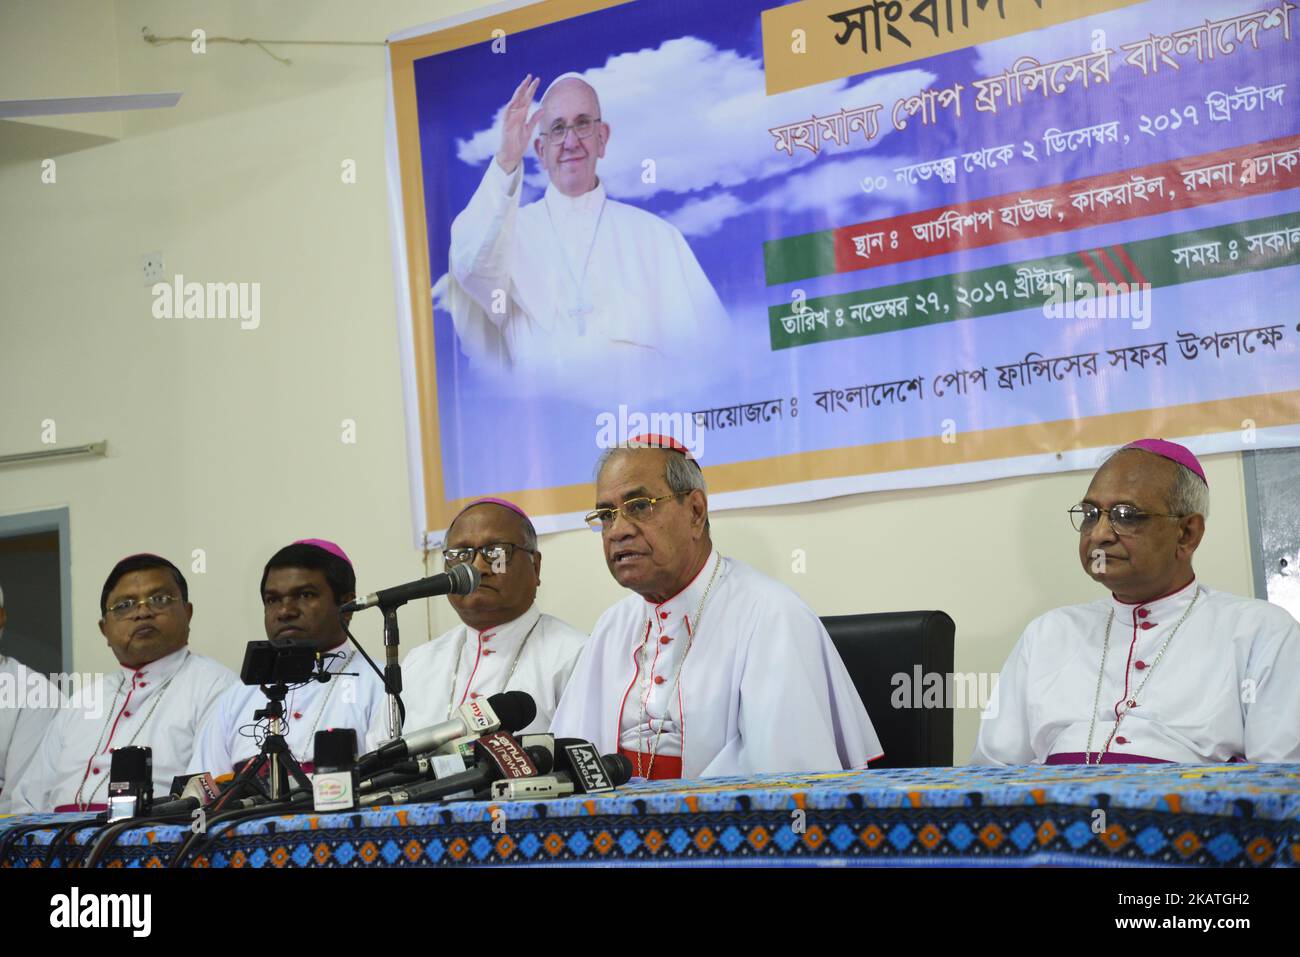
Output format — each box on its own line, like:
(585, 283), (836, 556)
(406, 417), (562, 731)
(292, 538), (353, 567)
(452, 497), (531, 525)
(1120, 438), (1208, 486)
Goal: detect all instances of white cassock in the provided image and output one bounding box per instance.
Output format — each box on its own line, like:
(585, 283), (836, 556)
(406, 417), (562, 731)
(189, 644), (387, 776)
(1, 647), (236, 813)
(0, 654), (61, 802)
(550, 550), (882, 777)
(971, 580), (1300, 765)
(446, 161), (728, 382)
(373, 603), (585, 746)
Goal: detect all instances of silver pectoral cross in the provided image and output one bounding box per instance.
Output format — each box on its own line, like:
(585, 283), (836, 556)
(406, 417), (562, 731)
(569, 297), (593, 336)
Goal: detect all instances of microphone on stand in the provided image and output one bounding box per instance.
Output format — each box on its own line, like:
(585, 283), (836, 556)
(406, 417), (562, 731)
(339, 562), (480, 743)
(341, 563), (479, 613)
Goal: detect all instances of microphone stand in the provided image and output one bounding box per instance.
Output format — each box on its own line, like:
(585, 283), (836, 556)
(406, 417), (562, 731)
(220, 682), (314, 806)
(382, 603), (404, 742)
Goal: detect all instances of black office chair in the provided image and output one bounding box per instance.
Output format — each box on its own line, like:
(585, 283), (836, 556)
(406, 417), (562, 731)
(821, 611), (956, 768)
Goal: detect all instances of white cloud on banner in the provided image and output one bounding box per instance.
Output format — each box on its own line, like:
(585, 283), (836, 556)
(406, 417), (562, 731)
(454, 36), (935, 201)
(663, 151), (923, 237)
(662, 192), (749, 238)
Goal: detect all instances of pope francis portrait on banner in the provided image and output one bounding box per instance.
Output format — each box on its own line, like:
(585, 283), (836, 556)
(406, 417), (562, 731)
(444, 73), (730, 387)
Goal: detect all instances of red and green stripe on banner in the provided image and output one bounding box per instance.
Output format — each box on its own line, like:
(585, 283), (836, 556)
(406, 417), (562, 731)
(763, 134), (1300, 286)
(768, 210), (1300, 350)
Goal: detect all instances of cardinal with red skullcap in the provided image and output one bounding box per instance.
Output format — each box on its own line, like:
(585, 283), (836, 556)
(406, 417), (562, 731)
(973, 439), (1300, 765)
(551, 436), (882, 779)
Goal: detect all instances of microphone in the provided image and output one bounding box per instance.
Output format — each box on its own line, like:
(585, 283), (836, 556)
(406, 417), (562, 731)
(150, 772), (222, 817)
(360, 729), (536, 793)
(357, 690), (536, 774)
(341, 563), (479, 612)
(106, 746), (153, 821)
(363, 734), (550, 807)
(491, 775), (573, 800)
(554, 740), (633, 793)
(312, 729), (359, 812)
(492, 742), (631, 800)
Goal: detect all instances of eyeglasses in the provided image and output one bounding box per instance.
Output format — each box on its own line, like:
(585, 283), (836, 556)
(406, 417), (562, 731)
(544, 117), (601, 144)
(1068, 503), (1185, 535)
(106, 594), (182, 619)
(585, 492), (690, 532)
(443, 543), (532, 567)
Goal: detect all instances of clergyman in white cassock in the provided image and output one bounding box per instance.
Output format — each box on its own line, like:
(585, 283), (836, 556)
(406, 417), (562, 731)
(972, 439), (1300, 765)
(189, 539), (386, 776)
(0, 652), (62, 803)
(0, 581), (64, 801)
(1, 555), (237, 813)
(379, 498), (586, 743)
(399, 603), (585, 738)
(445, 74), (728, 384)
(190, 647), (387, 776)
(551, 439), (881, 779)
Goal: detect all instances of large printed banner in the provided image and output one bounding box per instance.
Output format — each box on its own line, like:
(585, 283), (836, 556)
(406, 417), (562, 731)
(387, 0), (1300, 544)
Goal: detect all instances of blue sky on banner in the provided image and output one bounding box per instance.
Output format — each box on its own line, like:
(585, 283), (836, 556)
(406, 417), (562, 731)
(417, 0), (1288, 295)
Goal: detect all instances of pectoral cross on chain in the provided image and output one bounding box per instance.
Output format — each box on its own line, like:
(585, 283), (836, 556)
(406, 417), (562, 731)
(569, 297), (593, 336)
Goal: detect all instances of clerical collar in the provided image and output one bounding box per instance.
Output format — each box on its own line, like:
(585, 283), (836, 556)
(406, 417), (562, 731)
(469, 602), (541, 648)
(544, 178), (606, 215)
(643, 549), (722, 621)
(118, 644), (190, 681)
(1108, 578), (1199, 621)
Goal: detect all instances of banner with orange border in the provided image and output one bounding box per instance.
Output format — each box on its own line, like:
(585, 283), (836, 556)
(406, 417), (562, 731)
(386, 0), (1300, 544)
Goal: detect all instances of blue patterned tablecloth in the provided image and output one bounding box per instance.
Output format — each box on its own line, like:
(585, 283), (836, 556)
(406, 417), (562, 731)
(3, 763), (1297, 868)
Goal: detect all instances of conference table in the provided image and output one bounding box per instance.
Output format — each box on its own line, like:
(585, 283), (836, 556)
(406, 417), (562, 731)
(2, 763), (1297, 868)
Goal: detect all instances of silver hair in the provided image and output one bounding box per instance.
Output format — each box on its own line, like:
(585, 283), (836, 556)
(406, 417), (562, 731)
(1102, 447), (1210, 520)
(1168, 460), (1210, 520)
(595, 447), (708, 495)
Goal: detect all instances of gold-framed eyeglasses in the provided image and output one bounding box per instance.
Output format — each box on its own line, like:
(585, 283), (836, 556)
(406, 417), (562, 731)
(1068, 503), (1184, 535)
(545, 116), (601, 143)
(443, 543), (532, 567)
(585, 491), (689, 532)
(106, 594), (182, 619)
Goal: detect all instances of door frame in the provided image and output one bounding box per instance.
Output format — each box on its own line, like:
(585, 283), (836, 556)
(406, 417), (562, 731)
(0, 507), (72, 670)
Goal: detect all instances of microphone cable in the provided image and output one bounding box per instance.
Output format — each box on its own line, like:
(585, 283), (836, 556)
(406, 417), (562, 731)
(339, 612), (406, 729)
(82, 811), (196, 869)
(169, 796), (303, 868)
(43, 816), (107, 867)
(0, 817), (97, 867)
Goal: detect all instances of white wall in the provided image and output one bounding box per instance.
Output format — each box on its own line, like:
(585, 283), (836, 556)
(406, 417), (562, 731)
(0, 0), (1257, 763)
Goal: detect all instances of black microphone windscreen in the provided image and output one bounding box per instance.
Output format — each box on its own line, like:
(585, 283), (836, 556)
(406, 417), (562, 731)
(525, 744), (554, 775)
(487, 690), (536, 732)
(314, 728), (358, 770)
(110, 746), (151, 781)
(602, 753), (633, 787)
(449, 562), (479, 595)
